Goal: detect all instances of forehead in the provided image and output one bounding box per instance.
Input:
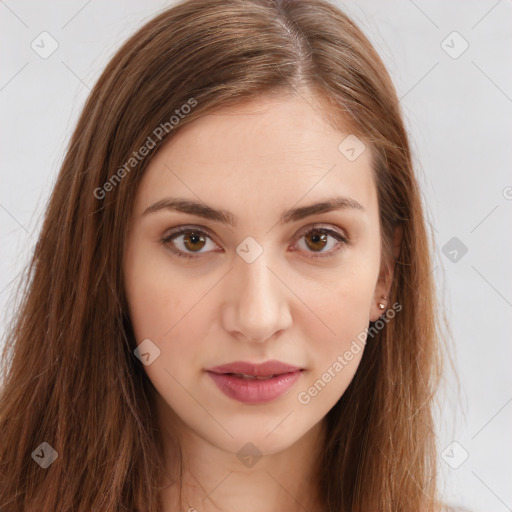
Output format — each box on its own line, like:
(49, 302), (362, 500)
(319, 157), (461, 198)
(134, 93), (377, 221)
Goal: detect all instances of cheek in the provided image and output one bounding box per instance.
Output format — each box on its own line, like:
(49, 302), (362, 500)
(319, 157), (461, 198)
(123, 253), (219, 439)
(123, 242), (211, 383)
(295, 293), (369, 414)
(302, 258), (377, 342)
(296, 257), (379, 403)
(124, 236), (186, 341)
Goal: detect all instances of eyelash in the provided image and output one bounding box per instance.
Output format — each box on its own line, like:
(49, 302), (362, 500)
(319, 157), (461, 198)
(161, 224), (350, 261)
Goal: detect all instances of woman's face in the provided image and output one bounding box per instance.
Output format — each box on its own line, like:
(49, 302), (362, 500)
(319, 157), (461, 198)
(123, 92), (389, 457)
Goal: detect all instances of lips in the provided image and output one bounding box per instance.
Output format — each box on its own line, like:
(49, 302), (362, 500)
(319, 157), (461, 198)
(206, 360), (303, 378)
(205, 360), (305, 404)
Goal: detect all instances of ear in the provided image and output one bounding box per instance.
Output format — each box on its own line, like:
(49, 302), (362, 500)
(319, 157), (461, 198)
(369, 225), (403, 322)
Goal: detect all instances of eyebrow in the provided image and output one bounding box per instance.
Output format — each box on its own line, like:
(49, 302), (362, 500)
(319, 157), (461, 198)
(142, 196), (365, 226)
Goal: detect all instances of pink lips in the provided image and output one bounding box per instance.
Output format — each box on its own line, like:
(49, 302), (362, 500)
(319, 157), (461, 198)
(205, 360), (304, 404)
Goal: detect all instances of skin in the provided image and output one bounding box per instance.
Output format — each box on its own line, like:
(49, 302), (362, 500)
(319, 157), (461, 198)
(123, 90), (400, 512)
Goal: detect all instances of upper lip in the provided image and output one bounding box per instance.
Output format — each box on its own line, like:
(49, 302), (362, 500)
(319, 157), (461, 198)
(206, 360), (303, 377)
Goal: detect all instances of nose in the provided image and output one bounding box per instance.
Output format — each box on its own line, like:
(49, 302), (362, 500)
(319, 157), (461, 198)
(222, 249), (293, 343)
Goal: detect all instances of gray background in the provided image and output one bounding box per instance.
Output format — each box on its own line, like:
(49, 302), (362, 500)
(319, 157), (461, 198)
(1, 1), (511, 510)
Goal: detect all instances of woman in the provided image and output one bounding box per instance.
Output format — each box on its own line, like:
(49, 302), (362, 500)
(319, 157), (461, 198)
(0, 0), (449, 510)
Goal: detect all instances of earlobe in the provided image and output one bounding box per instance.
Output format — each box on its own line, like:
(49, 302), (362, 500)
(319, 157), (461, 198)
(378, 296), (388, 310)
(370, 293), (390, 323)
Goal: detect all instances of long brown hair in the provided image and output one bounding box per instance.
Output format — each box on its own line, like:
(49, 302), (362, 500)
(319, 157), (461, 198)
(0, 0), (447, 510)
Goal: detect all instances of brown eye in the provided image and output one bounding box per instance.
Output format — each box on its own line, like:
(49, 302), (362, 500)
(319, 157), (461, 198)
(182, 231), (207, 252)
(304, 230), (329, 252)
(295, 226), (349, 259)
(162, 227), (219, 259)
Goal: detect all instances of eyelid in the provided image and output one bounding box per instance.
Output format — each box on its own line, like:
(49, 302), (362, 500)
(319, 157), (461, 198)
(161, 223), (349, 260)
(294, 223), (348, 241)
(291, 224), (349, 259)
(162, 224), (218, 244)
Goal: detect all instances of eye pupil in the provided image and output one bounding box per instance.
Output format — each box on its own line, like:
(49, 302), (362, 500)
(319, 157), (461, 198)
(306, 231), (328, 251)
(184, 231), (206, 251)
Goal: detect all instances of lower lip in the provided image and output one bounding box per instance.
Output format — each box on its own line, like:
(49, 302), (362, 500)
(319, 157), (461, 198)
(206, 370), (303, 404)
